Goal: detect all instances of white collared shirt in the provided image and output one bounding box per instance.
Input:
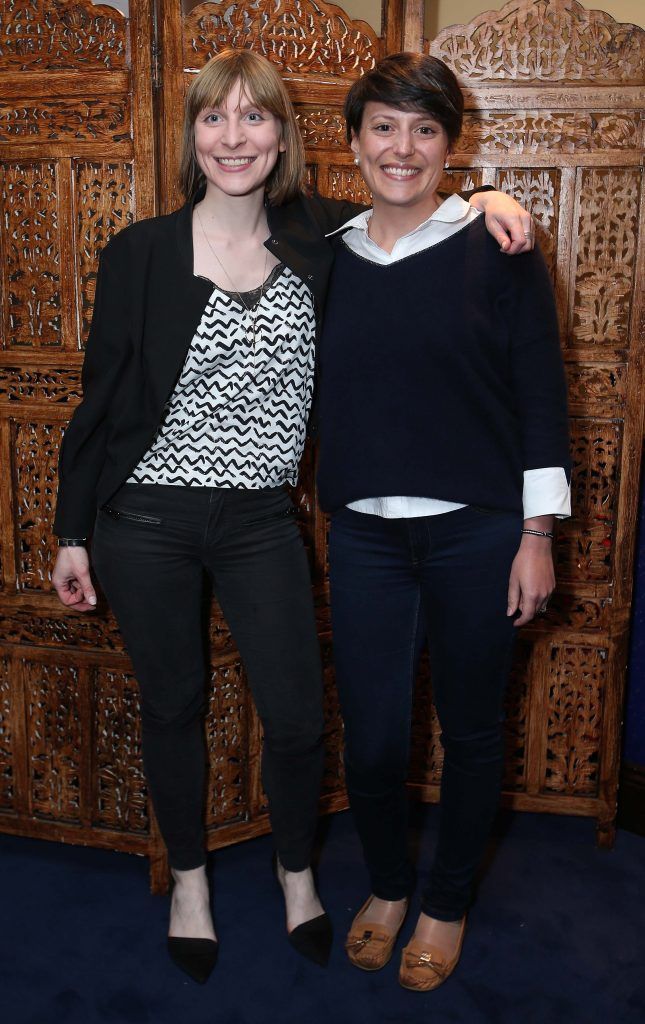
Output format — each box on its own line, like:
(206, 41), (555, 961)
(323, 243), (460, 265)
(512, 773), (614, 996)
(327, 195), (571, 520)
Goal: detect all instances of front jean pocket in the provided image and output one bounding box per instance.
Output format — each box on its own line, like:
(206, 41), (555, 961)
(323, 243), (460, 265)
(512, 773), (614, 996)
(101, 505), (163, 526)
(243, 504), (296, 527)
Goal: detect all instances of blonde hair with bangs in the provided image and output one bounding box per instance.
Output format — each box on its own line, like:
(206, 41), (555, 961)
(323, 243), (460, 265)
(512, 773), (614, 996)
(179, 49), (305, 205)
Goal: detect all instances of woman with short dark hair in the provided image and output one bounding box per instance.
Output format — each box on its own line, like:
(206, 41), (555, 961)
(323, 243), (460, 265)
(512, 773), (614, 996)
(317, 52), (570, 991)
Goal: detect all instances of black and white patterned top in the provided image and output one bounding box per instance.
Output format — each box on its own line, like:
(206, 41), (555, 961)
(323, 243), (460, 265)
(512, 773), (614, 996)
(128, 265), (315, 488)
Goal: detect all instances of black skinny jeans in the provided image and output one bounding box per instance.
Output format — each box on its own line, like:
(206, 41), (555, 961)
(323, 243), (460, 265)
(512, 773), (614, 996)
(92, 483), (324, 872)
(329, 504), (522, 921)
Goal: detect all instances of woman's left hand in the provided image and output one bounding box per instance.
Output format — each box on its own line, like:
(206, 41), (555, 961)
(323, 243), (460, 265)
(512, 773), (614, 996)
(469, 190), (534, 254)
(507, 532), (555, 627)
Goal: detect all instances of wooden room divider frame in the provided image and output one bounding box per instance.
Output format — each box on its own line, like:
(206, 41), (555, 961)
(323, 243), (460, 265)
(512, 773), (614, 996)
(0, 0), (643, 892)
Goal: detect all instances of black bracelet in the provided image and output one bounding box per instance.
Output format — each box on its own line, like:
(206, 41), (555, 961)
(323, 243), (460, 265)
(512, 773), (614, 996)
(58, 537), (87, 547)
(522, 528), (554, 540)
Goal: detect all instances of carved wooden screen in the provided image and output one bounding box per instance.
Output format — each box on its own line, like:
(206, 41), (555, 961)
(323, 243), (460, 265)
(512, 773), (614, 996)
(415, 0), (644, 844)
(1, 0), (642, 896)
(0, 1), (159, 868)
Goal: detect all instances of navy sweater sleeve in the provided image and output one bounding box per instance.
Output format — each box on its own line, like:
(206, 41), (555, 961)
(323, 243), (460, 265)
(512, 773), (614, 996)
(497, 245), (571, 482)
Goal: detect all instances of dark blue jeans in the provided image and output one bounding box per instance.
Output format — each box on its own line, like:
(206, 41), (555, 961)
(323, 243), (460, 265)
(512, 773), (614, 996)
(92, 483), (324, 872)
(329, 504), (522, 920)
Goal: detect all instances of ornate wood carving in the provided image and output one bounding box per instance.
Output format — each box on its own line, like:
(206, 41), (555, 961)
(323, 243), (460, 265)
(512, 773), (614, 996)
(457, 111), (639, 155)
(25, 659), (83, 821)
(542, 644), (606, 795)
(0, 364), (82, 403)
(13, 421), (64, 591)
(328, 165), (371, 205)
(183, 0), (379, 77)
(570, 168), (640, 350)
(93, 667), (148, 834)
(0, 161), (62, 349)
(431, 0), (644, 84)
(0, 0), (642, 887)
(0, 97), (130, 142)
(75, 159), (134, 344)
(496, 168), (559, 278)
(0, 0), (127, 71)
(0, 611), (127, 652)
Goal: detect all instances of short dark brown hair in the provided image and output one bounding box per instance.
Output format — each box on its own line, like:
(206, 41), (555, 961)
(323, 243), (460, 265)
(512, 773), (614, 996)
(179, 49), (305, 205)
(344, 52), (463, 146)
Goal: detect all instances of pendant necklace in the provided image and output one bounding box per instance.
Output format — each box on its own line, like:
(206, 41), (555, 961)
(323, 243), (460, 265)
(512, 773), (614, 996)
(196, 208), (269, 359)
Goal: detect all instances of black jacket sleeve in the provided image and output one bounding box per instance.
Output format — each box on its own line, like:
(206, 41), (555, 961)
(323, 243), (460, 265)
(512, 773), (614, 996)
(54, 245), (132, 537)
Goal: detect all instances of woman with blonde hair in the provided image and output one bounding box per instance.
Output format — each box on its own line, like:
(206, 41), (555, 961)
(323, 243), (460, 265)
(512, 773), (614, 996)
(52, 47), (532, 983)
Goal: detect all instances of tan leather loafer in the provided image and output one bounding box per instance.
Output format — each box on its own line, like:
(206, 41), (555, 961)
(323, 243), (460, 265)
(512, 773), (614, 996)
(345, 895), (408, 971)
(398, 916), (466, 991)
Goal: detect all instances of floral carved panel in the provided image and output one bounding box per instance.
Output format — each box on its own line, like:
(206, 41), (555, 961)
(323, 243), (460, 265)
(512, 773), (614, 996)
(542, 644), (606, 796)
(430, 0), (644, 84)
(0, 98), (131, 142)
(12, 420), (64, 591)
(0, 0), (127, 71)
(25, 659), (83, 822)
(93, 668), (149, 834)
(497, 168), (559, 279)
(183, 0), (379, 78)
(457, 111), (639, 156)
(0, 609), (127, 652)
(75, 160), (134, 345)
(0, 161), (62, 349)
(554, 419), (621, 584)
(328, 165), (371, 205)
(570, 167), (640, 350)
(0, 365), (82, 404)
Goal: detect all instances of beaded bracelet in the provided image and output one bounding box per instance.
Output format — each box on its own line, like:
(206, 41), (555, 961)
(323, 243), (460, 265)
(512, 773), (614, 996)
(522, 528), (554, 540)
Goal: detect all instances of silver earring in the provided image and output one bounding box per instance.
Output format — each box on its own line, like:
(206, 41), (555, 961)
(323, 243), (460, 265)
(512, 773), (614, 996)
(444, 161), (450, 169)
(354, 155), (360, 165)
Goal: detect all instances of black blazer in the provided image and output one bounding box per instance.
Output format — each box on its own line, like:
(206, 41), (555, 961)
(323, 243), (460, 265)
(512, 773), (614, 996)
(54, 189), (364, 537)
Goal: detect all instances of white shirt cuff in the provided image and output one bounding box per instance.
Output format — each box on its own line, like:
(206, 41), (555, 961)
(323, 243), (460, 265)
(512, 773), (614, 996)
(523, 467), (571, 520)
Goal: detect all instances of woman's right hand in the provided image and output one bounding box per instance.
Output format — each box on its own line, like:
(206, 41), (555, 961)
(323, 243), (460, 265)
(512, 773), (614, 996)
(52, 547), (97, 611)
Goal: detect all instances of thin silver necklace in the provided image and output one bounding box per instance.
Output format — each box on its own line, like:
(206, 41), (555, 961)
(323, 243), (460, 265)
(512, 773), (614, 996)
(196, 207), (269, 356)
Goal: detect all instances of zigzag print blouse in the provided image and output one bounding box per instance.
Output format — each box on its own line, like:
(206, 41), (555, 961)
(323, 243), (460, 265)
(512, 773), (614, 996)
(129, 264), (315, 488)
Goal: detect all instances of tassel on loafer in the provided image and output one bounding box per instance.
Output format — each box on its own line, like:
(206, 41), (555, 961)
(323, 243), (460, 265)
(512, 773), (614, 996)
(272, 854), (333, 967)
(167, 936), (219, 984)
(345, 895), (408, 971)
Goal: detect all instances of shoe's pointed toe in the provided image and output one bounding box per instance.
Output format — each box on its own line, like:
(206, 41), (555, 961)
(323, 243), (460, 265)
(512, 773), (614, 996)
(167, 936), (219, 984)
(288, 913), (333, 967)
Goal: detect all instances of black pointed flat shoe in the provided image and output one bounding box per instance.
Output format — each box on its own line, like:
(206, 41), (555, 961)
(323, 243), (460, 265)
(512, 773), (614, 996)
(288, 912), (333, 967)
(272, 853), (333, 967)
(167, 936), (219, 984)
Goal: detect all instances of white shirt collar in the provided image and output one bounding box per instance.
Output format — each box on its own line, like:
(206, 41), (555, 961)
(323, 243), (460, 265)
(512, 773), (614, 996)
(325, 193), (472, 239)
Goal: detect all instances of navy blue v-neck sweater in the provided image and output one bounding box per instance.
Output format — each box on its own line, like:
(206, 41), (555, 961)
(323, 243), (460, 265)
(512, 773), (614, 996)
(316, 216), (570, 514)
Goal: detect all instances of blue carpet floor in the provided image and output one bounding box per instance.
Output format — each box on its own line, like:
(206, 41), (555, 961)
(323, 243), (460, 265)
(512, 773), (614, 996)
(2, 807), (644, 1024)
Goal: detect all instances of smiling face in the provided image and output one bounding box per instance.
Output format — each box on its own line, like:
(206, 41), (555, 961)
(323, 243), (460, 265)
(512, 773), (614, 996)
(351, 102), (450, 220)
(193, 78), (286, 201)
